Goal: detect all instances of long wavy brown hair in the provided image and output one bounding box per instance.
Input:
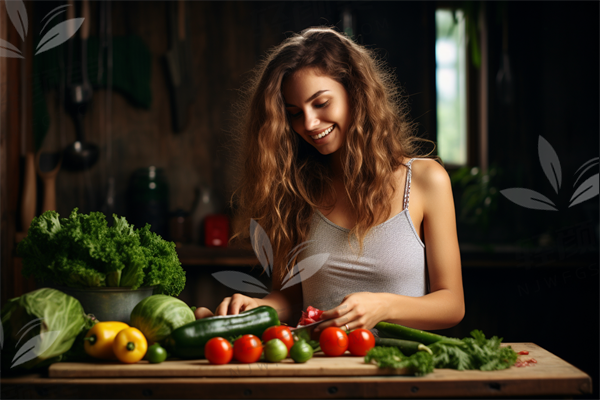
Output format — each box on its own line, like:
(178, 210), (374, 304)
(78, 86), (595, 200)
(228, 27), (436, 286)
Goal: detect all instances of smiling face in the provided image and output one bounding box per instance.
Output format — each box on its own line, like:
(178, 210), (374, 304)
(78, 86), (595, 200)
(282, 68), (351, 156)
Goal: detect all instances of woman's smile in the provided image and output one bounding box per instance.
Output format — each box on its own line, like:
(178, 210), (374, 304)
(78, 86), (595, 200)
(310, 124), (335, 141)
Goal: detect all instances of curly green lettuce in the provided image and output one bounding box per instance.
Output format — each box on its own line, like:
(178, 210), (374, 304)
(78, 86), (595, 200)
(17, 209), (186, 296)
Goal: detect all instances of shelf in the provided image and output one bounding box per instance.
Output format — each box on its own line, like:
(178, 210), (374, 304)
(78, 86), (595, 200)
(175, 244), (598, 268)
(175, 245), (258, 267)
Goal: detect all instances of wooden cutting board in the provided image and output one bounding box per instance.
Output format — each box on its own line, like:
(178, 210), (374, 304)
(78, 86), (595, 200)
(49, 351), (409, 378)
(47, 343), (571, 380)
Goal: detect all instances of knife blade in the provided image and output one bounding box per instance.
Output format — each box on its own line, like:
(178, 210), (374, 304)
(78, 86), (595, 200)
(290, 319), (329, 342)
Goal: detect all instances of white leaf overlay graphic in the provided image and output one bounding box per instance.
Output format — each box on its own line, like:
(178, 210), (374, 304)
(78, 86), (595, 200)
(280, 253), (330, 291)
(569, 174), (599, 208)
(16, 317), (44, 337)
(287, 240), (314, 261)
(211, 271), (269, 295)
(573, 157), (599, 188)
(5, 0), (28, 43)
(40, 5), (69, 36)
(538, 136), (562, 194)
(0, 38), (23, 58)
(35, 18), (84, 56)
(15, 318), (44, 348)
(250, 219), (273, 278)
(500, 188), (558, 211)
(11, 330), (62, 369)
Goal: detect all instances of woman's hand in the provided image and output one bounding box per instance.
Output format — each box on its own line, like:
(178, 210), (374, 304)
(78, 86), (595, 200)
(214, 293), (260, 316)
(194, 307), (214, 320)
(314, 292), (388, 333)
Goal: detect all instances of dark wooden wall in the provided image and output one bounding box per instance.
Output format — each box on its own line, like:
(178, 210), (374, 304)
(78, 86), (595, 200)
(34, 1), (284, 231)
(29, 1), (438, 236)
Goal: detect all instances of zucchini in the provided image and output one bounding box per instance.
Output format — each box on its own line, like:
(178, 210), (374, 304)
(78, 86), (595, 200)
(375, 322), (463, 345)
(374, 337), (433, 356)
(163, 306), (280, 359)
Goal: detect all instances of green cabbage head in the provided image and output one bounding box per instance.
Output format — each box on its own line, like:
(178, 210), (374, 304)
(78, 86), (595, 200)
(129, 294), (195, 345)
(1, 288), (93, 371)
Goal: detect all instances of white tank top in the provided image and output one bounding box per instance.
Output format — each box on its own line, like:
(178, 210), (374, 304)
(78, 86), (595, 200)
(298, 158), (431, 314)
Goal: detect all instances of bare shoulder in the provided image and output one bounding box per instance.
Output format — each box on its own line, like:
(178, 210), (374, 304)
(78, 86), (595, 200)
(411, 158), (450, 188)
(410, 159), (453, 209)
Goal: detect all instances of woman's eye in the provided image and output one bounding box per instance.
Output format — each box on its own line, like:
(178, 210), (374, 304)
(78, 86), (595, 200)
(287, 101), (328, 119)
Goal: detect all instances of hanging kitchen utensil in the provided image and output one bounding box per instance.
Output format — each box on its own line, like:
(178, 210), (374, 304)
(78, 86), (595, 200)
(18, 26), (36, 240)
(63, 0), (99, 171)
(35, 150), (62, 212)
(97, 0), (116, 215)
(164, 0), (194, 133)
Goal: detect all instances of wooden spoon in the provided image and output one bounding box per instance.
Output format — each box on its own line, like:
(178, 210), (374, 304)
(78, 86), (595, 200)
(35, 150), (62, 212)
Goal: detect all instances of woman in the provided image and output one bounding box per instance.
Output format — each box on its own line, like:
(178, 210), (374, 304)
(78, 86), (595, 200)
(197, 27), (464, 333)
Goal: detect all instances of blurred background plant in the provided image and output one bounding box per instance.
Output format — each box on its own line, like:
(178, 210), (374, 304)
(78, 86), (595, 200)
(450, 164), (502, 232)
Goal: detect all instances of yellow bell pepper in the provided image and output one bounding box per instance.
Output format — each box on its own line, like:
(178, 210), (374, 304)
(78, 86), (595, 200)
(113, 327), (148, 364)
(84, 321), (129, 360)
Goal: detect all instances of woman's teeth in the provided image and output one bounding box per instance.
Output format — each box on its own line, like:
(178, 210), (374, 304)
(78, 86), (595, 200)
(311, 125), (334, 140)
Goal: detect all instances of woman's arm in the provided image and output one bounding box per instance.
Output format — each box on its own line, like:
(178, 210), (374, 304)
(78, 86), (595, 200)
(390, 158), (464, 328)
(317, 160), (464, 332)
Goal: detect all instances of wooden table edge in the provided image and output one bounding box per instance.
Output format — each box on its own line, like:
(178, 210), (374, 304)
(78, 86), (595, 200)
(0, 373), (592, 399)
(0, 342), (593, 399)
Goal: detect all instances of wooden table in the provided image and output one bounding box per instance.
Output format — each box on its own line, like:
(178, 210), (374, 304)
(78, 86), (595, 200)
(0, 343), (592, 399)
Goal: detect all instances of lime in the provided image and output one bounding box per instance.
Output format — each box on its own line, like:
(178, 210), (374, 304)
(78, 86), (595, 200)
(290, 340), (314, 363)
(146, 343), (168, 364)
(264, 338), (288, 363)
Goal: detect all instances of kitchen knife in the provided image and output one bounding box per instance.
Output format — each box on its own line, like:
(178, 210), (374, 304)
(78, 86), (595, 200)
(290, 319), (329, 342)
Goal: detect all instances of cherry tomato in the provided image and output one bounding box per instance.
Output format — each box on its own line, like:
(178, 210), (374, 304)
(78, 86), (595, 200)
(347, 329), (375, 356)
(262, 326), (294, 353)
(290, 340), (314, 363)
(146, 343), (168, 364)
(319, 327), (348, 357)
(204, 337), (233, 365)
(233, 334), (263, 363)
(264, 338), (288, 363)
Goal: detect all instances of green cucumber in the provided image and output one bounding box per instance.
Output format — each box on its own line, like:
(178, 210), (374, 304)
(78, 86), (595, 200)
(163, 306), (280, 359)
(374, 337), (433, 356)
(375, 322), (463, 345)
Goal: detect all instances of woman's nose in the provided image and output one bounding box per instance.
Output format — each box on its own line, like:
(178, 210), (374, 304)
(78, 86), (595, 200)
(304, 110), (320, 131)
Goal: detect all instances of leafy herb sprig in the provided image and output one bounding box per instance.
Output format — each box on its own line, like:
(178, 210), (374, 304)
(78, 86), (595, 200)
(364, 347), (434, 376)
(366, 328), (518, 376)
(429, 329), (518, 371)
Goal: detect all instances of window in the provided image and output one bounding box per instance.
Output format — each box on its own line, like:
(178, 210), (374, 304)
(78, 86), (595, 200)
(435, 9), (467, 166)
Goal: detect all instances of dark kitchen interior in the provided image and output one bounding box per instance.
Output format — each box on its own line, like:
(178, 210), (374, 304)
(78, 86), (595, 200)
(1, 1), (598, 397)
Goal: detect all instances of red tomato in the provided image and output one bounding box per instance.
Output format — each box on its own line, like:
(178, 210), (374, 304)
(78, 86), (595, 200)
(347, 329), (375, 356)
(204, 337), (233, 365)
(319, 327), (348, 356)
(262, 326), (294, 353)
(233, 334), (263, 363)
(298, 306), (324, 326)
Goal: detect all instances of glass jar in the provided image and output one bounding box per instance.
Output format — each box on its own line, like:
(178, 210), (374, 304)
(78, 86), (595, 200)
(127, 166), (169, 238)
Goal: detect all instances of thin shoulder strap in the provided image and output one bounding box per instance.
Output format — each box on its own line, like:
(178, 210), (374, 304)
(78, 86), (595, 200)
(402, 158), (432, 210)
